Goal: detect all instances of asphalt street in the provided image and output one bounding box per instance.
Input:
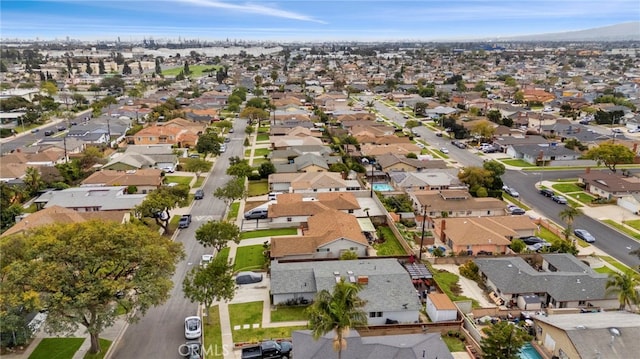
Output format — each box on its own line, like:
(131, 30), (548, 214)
(110, 120), (246, 359)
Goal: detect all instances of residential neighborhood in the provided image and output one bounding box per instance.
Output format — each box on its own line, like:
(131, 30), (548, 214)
(1, 37), (640, 359)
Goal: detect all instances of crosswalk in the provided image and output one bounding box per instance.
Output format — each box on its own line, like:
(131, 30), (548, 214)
(193, 215), (218, 222)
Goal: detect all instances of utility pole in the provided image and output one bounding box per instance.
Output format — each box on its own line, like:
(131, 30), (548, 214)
(369, 161), (375, 198)
(63, 135), (68, 163)
(419, 204), (431, 261)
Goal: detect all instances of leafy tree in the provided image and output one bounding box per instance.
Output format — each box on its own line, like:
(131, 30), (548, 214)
(85, 57), (92, 75)
(459, 260), (480, 280)
(182, 158), (212, 178)
(513, 90), (524, 104)
(380, 195), (413, 213)
(122, 62), (132, 75)
(487, 109), (502, 124)
(155, 57), (162, 75)
(100, 76), (125, 93)
(195, 132), (221, 156)
(258, 161), (276, 179)
(115, 52), (125, 65)
(483, 160), (505, 190)
(227, 160), (253, 178)
(183, 61), (190, 75)
(586, 142), (635, 173)
(329, 162), (349, 174)
(23, 167), (44, 196)
(605, 269), (640, 311)
(98, 59), (105, 74)
(195, 220), (241, 254)
(40, 81), (58, 96)
(183, 259), (235, 324)
(404, 120), (421, 129)
(134, 185), (190, 234)
(471, 120), (496, 140)
(510, 239), (526, 253)
(458, 166), (493, 194)
(480, 321), (532, 359)
(306, 278), (367, 359)
(339, 251), (358, 260)
(0, 183), (25, 232)
(214, 177), (247, 207)
(406, 152), (418, 159)
(240, 107), (269, 122)
(0, 220), (184, 354)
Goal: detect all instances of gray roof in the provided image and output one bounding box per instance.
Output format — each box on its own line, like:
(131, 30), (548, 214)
(391, 171), (461, 189)
(509, 143), (579, 158)
(35, 186), (146, 211)
(271, 258), (422, 312)
(292, 330), (453, 359)
(474, 255), (611, 301)
(535, 312), (640, 359)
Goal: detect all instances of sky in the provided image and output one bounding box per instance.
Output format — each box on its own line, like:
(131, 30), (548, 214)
(1, 0), (639, 42)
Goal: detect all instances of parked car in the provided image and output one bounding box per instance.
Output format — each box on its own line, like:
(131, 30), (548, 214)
(178, 214), (192, 229)
(519, 236), (551, 247)
(224, 137), (231, 143)
(184, 316), (202, 340)
(189, 153), (201, 158)
(44, 130), (55, 136)
(219, 144), (227, 153)
(451, 140), (467, 149)
(435, 132), (443, 137)
(539, 188), (555, 197)
(56, 125), (66, 131)
(200, 254), (213, 267)
(194, 189), (204, 200)
(182, 341), (202, 359)
(629, 128), (640, 133)
(574, 229), (596, 243)
(162, 166), (175, 173)
(229, 128), (234, 133)
(244, 208), (268, 220)
(30, 128), (40, 133)
(241, 340), (292, 359)
(552, 195), (568, 204)
(236, 271), (263, 285)
(439, 147), (449, 154)
(503, 186), (520, 197)
(510, 207), (526, 215)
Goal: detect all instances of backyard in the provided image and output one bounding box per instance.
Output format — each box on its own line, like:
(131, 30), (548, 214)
(373, 226), (407, 255)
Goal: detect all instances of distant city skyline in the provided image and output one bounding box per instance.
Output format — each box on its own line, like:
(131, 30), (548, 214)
(2, 0), (639, 42)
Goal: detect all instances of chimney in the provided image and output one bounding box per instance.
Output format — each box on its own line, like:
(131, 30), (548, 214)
(440, 219), (446, 242)
(585, 167), (590, 174)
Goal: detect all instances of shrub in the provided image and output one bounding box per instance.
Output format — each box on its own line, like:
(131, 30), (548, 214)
(459, 260), (480, 281)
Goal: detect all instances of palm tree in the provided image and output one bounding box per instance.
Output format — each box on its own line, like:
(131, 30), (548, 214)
(559, 207), (582, 243)
(305, 278), (367, 359)
(606, 269), (640, 311)
(23, 166), (44, 196)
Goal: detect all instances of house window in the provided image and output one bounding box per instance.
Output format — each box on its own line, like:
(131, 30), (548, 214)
(316, 248), (330, 252)
(368, 312), (383, 318)
(487, 210), (491, 215)
(578, 300), (586, 306)
(287, 217), (292, 222)
(348, 209), (354, 214)
(137, 137), (141, 141)
(313, 189), (317, 192)
(149, 137), (154, 141)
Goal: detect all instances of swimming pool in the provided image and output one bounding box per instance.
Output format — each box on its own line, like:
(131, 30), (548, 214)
(519, 343), (543, 359)
(372, 183), (394, 191)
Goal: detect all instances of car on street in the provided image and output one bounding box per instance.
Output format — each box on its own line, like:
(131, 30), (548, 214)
(219, 144), (226, 153)
(224, 137), (231, 143)
(503, 186), (520, 197)
(552, 195), (568, 204)
(451, 140), (467, 149)
(44, 130), (55, 136)
(56, 125), (66, 131)
(184, 316), (202, 340)
(229, 128), (234, 133)
(182, 341), (202, 359)
(574, 229), (596, 243)
(629, 128), (640, 133)
(435, 132), (443, 137)
(539, 188), (555, 197)
(194, 189), (204, 200)
(439, 147), (449, 154)
(200, 254), (213, 267)
(30, 128), (40, 133)
(178, 214), (192, 229)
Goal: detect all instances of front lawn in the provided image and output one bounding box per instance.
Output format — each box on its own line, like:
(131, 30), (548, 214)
(247, 180), (269, 196)
(240, 228), (298, 240)
(599, 256), (631, 273)
(229, 301), (263, 329)
(203, 305), (224, 359)
(373, 227), (407, 255)
(216, 247), (230, 265)
(565, 192), (596, 204)
(193, 177), (205, 188)
(84, 339), (112, 359)
(234, 244), (267, 272)
(270, 305), (309, 322)
(251, 158), (269, 166)
(551, 183), (583, 193)
(253, 148), (270, 157)
(500, 159), (536, 167)
(227, 202), (240, 221)
(233, 326), (306, 344)
(164, 175), (193, 187)
(623, 219), (640, 231)
(28, 338), (84, 359)
(256, 133), (269, 142)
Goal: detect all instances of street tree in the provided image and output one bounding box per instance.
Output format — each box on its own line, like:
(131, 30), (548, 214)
(0, 220), (184, 354)
(471, 120), (496, 141)
(559, 207), (582, 243)
(195, 132), (222, 156)
(214, 177), (246, 207)
(586, 142), (635, 173)
(134, 185), (190, 234)
(227, 160), (253, 178)
(483, 160), (506, 190)
(181, 158), (212, 178)
(458, 166), (493, 195)
(480, 321), (532, 359)
(605, 269), (640, 311)
(240, 107), (269, 123)
(183, 259), (235, 324)
(306, 278), (367, 359)
(40, 81), (58, 96)
(195, 220), (241, 254)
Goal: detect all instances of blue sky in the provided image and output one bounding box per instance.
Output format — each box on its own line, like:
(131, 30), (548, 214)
(1, 0), (639, 41)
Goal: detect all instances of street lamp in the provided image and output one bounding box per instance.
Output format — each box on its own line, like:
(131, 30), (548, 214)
(419, 204), (431, 261)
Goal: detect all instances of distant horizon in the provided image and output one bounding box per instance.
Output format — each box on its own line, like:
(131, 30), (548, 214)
(2, 1), (639, 42)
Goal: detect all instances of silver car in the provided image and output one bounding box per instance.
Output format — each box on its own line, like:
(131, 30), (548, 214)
(574, 229), (595, 243)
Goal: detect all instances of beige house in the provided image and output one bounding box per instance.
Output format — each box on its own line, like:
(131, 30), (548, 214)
(409, 189), (506, 218)
(81, 169), (163, 194)
(268, 192), (360, 228)
(269, 172), (357, 193)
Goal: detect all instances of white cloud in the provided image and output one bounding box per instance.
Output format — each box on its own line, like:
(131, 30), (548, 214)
(178, 0), (327, 24)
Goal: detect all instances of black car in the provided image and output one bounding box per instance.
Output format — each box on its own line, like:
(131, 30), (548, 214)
(194, 189), (204, 200)
(56, 125), (66, 131)
(44, 130), (55, 136)
(539, 188), (554, 197)
(519, 236), (549, 246)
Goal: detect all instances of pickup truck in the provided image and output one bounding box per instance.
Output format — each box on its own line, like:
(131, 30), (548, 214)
(178, 214), (192, 229)
(240, 340), (292, 359)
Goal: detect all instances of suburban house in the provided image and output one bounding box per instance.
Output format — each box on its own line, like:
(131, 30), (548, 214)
(474, 254), (619, 310)
(532, 311), (640, 359)
(389, 170), (463, 192)
(270, 258), (423, 325)
(425, 293), (458, 323)
(1, 205), (129, 238)
(270, 135), (324, 149)
(268, 171), (361, 193)
(33, 186), (147, 212)
(270, 209), (369, 260)
(506, 143), (580, 165)
(268, 192), (361, 227)
(360, 143), (422, 157)
(376, 153), (448, 173)
(431, 217), (535, 255)
(292, 331), (453, 359)
(127, 119), (201, 147)
(103, 145), (178, 171)
(408, 189), (506, 218)
(272, 152), (342, 173)
(578, 169), (640, 200)
(80, 169), (163, 194)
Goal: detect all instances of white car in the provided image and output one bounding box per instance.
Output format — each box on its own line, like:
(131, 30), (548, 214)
(184, 316), (202, 340)
(199, 254), (213, 267)
(439, 147), (449, 154)
(629, 128), (640, 133)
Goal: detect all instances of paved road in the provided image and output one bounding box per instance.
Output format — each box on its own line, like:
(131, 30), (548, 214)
(111, 120), (246, 358)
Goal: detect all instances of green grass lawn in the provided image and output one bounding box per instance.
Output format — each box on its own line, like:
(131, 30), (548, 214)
(442, 335), (466, 352)
(599, 256), (632, 273)
(258, 126), (270, 133)
(244, 149), (252, 157)
(233, 326), (306, 344)
(247, 180), (269, 197)
(203, 305), (224, 359)
(503, 194), (531, 211)
(500, 159), (536, 167)
(253, 148), (270, 157)
(623, 220), (640, 231)
(429, 268), (478, 306)
(240, 228), (298, 240)
(373, 227), (408, 255)
(227, 202), (240, 221)
(162, 64), (222, 77)
(193, 177), (205, 188)
(251, 158), (269, 166)
(234, 244), (267, 272)
(551, 183), (583, 193)
(217, 247), (230, 265)
(603, 220), (640, 240)
(29, 338), (85, 359)
(84, 339), (112, 359)
(165, 175), (193, 187)
(256, 133), (270, 142)
(270, 305), (309, 322)
(594, 266), (617, 275)
(229, 301), (263, 328)
(565, 192), (596, 204)
(169, 215), (181, 233)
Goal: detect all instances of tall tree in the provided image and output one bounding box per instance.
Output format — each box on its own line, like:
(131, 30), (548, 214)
(195, 132), (221, 156)
(586, 142), (635, 173)
(559, 207), (582, 243)
(480, 321), (532, 359)
(85, 57), (93, 75)
(0, 220), (184, 354)
(134, 185), (190, 234)
(183, 61), (190, 75)
(23, 167), (44, 196)
(306, 278), (367, 359)
(605, 269), (640, 311)
(122, 62), (132, 75)
(226, 160), (253, 178)
(195, 220), (240, 254)
(183, 259), (235, 324)
(155, 57), (162, 75)
(98, 59), (106, 74)
(181, 158), (212, 178)
(40, 81), (58, 96)
(214, 177), (246, 207)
